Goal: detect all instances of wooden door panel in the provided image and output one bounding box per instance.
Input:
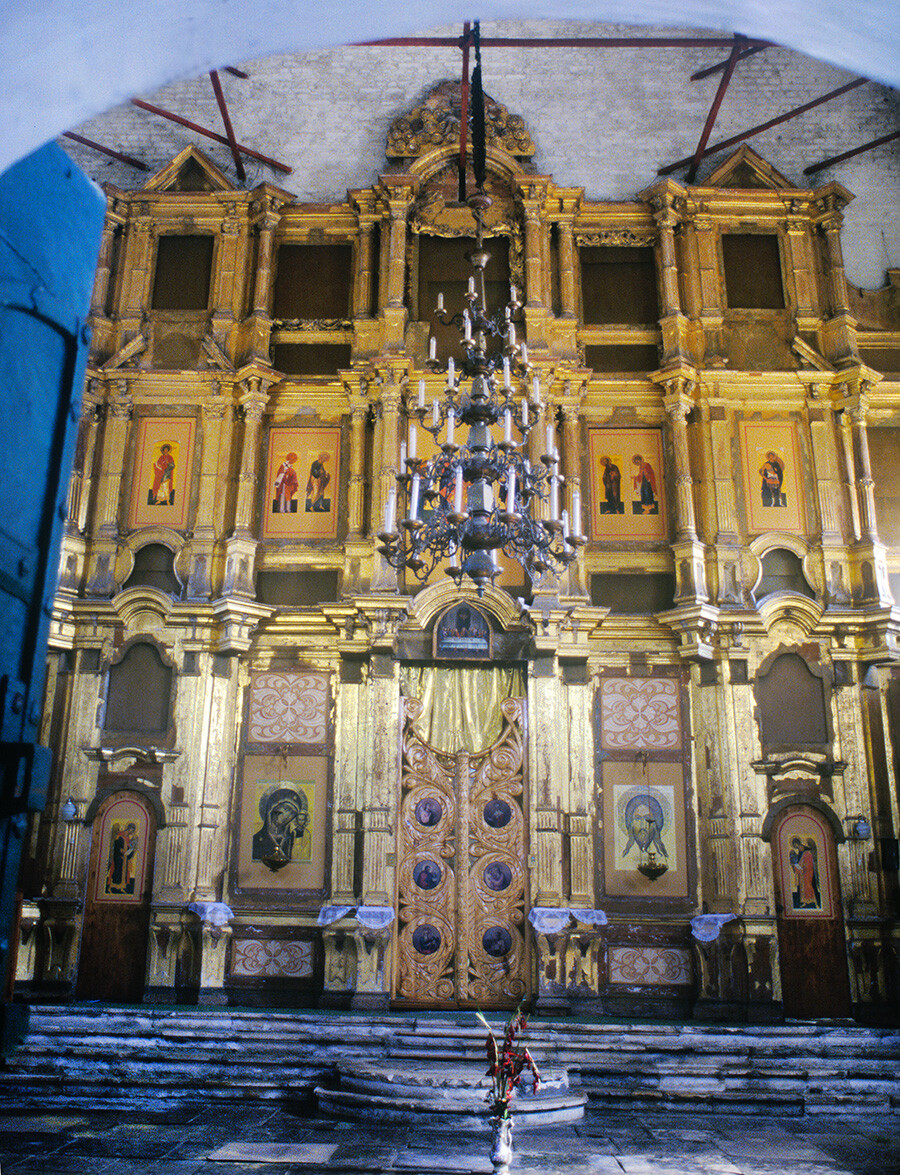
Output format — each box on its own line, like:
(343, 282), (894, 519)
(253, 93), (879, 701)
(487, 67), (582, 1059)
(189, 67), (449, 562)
(395, 695), (529, 1008)
(76, 792), (156, 1003)
(772, 806), (851, 1019)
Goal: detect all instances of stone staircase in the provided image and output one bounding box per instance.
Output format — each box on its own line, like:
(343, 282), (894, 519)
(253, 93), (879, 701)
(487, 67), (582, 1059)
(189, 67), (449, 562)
(1, 1005), (898, 1116)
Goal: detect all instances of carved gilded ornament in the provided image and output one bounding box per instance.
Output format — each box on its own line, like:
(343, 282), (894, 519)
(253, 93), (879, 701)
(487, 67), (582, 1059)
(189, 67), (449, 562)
(411, 163), (516, 238)
(386, 82), (535, 161)
(575, 230), (657, 248)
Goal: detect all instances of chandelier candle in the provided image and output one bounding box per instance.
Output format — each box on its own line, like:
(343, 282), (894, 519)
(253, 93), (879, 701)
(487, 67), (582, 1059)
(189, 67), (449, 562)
(376, 195), (586, 594)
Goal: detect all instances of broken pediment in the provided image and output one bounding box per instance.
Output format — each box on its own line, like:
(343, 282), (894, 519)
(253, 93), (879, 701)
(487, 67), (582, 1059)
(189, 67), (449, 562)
(143, 146), (235, 193)
(705, 145), (795, 191)
(386, 81), (535, 162)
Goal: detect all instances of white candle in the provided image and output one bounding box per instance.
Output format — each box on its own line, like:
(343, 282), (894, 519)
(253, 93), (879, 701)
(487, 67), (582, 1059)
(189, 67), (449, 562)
(463, 311), (471, 342)
(400, 440), (407, 467)
(448, 357), (455, 384)
(504, 409), (512, 444)
(521, 398), (529, 428)
(531, 374), (541, 404)
(510, 284), (517, 303)
(521, 342), (528, 365)
(502, 356), (511, 387)
(429, 336), (436, 360)
(454, 465), (464, 513)
(410, 474), (420, 519)
(546, 423), (554, 455)
(436, 293), (444, 312)
(550, 473), (559, 520)
(509, 322), (516, 346)
(572, 489), (582, 536)
(409, 425), (417, 459)
(447, 408), (455, 445)
(384, 484), (396, 533)
(561, 508), (570, 538)
(468, 276), (475, 295)
(417, 379), (425, 409)
(432, 398), (440, 428)
(507, 467), (516, 513)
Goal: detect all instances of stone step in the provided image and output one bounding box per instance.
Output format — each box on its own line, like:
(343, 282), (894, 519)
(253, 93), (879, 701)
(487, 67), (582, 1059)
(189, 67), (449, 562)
(4, 1007), (898, 1116)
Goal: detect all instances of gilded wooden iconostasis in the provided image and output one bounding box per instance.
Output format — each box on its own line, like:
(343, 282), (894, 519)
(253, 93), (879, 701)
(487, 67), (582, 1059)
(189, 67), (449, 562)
(18, 81), (900, 1021)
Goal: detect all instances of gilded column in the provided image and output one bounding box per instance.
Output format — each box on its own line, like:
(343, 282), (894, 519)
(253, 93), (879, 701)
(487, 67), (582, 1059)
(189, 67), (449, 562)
(843, 385), (892, 604)
(806, 384), (851, 605)
(693, 214), (726, 365)
(556, 213), (577, 319)
(86, 379), (132, 595)
(187, 388), (230, 598)
(372, 373), (402, 591)
(559, 393), (588, 598)
(223, 377), (268, 597)
(815, 187), (857, 366)
(346, 384), (369, 538)
(249, 201), (281, 361)
(119, 212), (154, 326)
(381, 181), (414, 352)
(645, 182), (688, 363)
(210, 205), (242, 335)
(232, 380), (267, 537)
(663, 382), (708, 603)
(89, 204), (123, 320)
(355, 217), (377, 318)
(784, 202), (816, 323)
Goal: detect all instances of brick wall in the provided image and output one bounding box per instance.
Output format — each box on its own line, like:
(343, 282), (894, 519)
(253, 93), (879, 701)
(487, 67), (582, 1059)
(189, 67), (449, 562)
(60, 20), (900, 289)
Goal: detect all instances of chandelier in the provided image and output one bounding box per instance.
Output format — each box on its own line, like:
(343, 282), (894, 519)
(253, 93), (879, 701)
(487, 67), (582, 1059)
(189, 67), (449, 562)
(377, 199), (586, 596)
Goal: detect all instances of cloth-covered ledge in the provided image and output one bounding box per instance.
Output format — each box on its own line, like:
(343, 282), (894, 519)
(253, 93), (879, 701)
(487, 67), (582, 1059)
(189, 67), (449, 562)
(690, 913), (737, 941)
(187, 901), (233, 927)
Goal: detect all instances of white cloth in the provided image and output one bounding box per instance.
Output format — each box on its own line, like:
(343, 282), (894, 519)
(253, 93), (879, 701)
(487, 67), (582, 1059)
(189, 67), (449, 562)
(317, 905), (353, 927)
(528, 908), (573, 934)
(571, 909), (608, 926)
(691, 914), (736, 942)
(356, 906), (395, 931)
(188, 901), (233, 927)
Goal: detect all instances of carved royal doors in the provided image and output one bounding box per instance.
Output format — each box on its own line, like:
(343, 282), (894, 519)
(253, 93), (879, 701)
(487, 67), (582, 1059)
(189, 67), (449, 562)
(394, 695), (529, 1007)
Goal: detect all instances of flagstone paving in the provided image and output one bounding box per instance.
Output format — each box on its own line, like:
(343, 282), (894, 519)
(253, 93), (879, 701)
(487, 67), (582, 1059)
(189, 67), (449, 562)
(0, 1103), (896, 1174)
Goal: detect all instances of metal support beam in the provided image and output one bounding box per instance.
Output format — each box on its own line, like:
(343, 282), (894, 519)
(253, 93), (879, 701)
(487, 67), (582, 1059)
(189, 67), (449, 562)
(131, 98), (292, 173)
(209, 70), (246, 181)
(659, 77), (868, 176)
(691, 44), (767, 81)
(62, 131), (148, 171)
(804, 127), (900, 175)
(354, 35), (773, 49)
(686, 38), (743, 183)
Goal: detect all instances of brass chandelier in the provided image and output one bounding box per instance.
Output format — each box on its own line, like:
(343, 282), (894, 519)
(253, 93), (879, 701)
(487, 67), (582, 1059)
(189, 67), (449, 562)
(377, 200), (585, 596)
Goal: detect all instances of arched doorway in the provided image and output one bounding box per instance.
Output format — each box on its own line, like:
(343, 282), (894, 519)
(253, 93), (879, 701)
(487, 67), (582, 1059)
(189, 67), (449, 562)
(770, 804), (851, 1019)
(76, 791), (157, 1002)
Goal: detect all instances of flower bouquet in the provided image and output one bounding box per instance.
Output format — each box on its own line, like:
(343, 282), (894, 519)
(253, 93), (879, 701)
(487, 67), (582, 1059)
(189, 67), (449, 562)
(477, 1006), (540, 1174)
(477, 1005), (541, 1120)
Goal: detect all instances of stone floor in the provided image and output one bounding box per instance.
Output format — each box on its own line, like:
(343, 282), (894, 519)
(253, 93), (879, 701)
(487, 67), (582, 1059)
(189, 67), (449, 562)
(0, 1102), (897, 1175)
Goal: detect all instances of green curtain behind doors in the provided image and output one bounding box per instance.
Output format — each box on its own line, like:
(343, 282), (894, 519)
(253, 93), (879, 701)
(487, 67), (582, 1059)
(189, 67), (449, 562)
(400, 665), (525, 754)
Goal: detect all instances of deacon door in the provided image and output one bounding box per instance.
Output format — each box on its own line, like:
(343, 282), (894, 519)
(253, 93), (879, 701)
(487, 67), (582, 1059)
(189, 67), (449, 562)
(76, 791), (157, 1002)
(394, 695), (529, 1008)
(772, 805), (851, 1018)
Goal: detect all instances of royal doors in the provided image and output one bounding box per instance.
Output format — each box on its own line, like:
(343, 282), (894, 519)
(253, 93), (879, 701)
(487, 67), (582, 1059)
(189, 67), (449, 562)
(771, 805), (851, 1018)
(76, 791), (157, 1002)
(394, 696), (530, 1008)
